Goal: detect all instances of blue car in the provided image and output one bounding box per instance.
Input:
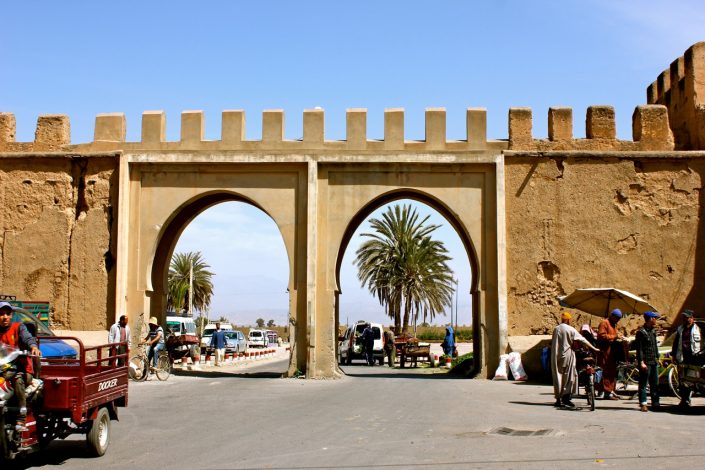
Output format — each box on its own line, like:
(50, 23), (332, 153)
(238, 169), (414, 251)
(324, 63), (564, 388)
(11, 308), (78, 360)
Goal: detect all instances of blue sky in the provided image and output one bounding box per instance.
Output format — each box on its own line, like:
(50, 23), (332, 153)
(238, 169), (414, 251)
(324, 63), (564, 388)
(3, 2), (705, 326)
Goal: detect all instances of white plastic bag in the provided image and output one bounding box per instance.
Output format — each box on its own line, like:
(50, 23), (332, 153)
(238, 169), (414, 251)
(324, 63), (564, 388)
(507, 352), (528, 381)
(492, 354), (509, 380)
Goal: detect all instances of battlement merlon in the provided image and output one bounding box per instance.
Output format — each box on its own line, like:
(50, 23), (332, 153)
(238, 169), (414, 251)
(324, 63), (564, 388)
(508, 105), (673, 151)
(0, 105), (675, 153)
(648, 41), (705, 150)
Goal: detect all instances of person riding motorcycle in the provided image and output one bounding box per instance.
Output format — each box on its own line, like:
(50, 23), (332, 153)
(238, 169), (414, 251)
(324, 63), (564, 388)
(0, 301), (41, 431)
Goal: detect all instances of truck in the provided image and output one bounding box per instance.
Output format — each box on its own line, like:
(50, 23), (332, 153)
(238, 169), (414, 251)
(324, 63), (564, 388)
(0, 336), (128, 460)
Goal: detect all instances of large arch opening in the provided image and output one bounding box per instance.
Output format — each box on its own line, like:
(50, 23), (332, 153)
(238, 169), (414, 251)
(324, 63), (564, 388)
(334, 190), (480, 376)
(149, 192), (292, 376)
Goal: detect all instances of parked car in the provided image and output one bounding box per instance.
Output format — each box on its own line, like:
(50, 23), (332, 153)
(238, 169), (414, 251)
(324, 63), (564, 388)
(224, 330), (248, 354)
(248, 329), (268, 348)
(11, 307), (77, 361)
(200, 322), (233, 353)
(338, 321), (384, 365)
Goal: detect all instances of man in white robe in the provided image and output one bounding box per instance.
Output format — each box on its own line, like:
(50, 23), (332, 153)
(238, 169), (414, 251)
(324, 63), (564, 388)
(551, 312), (599, 408)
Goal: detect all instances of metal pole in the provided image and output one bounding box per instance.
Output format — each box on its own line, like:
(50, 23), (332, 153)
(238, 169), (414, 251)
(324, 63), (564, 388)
(455, 278), (459, 330)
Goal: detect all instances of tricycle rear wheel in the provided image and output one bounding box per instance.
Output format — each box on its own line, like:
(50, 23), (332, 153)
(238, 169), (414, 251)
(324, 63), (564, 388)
(86, 407), (110, 457)
(129, 355), (148, 382)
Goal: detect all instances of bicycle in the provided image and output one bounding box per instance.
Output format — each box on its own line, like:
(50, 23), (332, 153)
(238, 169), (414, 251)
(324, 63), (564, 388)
(576, 348), (600, 411)
(128, 343), (171, 381)
(617, 356), (679, 399)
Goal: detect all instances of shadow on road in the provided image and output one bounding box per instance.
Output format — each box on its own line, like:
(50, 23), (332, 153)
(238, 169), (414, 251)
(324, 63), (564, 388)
(5, 440), (91, 469)
(172, 369), (285, 379)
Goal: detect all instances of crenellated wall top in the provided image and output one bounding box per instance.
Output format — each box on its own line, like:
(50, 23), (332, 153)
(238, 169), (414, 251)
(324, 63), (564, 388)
(0, 104), (675, 154)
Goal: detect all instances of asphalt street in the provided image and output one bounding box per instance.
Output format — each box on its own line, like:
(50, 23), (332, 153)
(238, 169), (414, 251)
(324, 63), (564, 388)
(10, 356), (705, 470)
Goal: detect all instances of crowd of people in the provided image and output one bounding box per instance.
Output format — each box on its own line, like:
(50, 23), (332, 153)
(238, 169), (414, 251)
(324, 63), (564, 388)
(551, 307), (702, 411)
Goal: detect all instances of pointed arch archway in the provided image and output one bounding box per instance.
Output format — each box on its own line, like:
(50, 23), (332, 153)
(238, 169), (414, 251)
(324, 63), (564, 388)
(333, 189), (481, 373)
(124, 163), (309, 376)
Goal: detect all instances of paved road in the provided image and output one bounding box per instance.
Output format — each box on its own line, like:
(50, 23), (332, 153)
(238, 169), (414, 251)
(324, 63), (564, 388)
(11, 358), (705, 470)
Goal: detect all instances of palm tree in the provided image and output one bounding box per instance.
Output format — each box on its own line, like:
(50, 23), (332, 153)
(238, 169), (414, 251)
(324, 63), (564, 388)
(167, 251), (215, 315)
(355, 204), (455, 334)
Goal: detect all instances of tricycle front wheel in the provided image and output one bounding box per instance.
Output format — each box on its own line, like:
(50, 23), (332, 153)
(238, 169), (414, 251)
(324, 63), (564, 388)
(86, 407), (110, 457)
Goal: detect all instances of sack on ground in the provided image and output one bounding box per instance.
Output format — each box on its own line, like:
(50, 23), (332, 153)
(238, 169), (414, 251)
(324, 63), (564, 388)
(493, 354), (509, 380)
(507, 352), (528, 381)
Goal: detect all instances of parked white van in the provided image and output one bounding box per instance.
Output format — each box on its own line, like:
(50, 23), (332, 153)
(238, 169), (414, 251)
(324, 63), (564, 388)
(248, 329), (268, 348)
(338, 321), (384, 365)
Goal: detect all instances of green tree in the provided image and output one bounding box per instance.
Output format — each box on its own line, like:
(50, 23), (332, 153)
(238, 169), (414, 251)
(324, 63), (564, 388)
(256, 318), (265, 328)
(355, 204), (454, 334)
(167, 251), (215, 315)
(267, 319), (275, 328)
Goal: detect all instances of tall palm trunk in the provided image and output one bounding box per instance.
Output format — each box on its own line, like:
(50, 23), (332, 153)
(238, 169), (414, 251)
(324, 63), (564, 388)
(402, 291), (412, 334)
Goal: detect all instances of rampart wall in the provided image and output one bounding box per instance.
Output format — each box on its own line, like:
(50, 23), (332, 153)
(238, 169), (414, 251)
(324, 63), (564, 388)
(0, 43), (703, 341)
(648, 42), (705, 150)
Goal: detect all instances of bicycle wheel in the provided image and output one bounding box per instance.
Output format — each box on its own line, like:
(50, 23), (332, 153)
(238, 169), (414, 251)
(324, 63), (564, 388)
(667, 366), (681, 400)
(586, 374), (596, 411)
(129, 355), (148, 382)
(155, 354), (171, 381)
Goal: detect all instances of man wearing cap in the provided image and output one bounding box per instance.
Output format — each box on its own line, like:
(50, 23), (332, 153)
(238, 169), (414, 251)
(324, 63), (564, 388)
(551, 312), (600, 408)
(670, 309), (702, 407)
(596, 309), (624, 400)
(0, 301), (41, 431)
(635, 311), (661, 412)
(140, 317), (165, 373)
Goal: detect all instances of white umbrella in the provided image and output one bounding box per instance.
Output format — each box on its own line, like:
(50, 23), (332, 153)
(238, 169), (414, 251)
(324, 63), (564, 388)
(558, 288), (656, 318)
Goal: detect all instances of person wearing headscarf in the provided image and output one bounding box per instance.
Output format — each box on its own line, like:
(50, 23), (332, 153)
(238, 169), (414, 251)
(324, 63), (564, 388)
(596, 308), (624, 400)
(551, 312), (599, 408)
(442, 325), (455, 357)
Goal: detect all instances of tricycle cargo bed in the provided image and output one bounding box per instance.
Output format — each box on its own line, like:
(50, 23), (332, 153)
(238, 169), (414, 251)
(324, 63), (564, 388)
(38, 336), (129, 424)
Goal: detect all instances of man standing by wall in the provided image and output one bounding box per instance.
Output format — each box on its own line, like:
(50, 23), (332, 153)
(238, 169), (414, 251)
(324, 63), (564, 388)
(597, 309), (623, 400)
(210, 322), (226, 367)
(551, 312), (599, 409)
(670, 309), (701, 407)
(635, 311), (661, 412)
(108, 314), (131, 366)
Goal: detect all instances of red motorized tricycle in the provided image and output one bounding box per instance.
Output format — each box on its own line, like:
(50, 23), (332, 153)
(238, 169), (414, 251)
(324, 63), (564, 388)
(0, 337), (128, 461)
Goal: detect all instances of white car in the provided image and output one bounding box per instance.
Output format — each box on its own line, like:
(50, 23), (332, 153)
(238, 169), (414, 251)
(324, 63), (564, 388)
(338, 321), (384, 365)
(248, 329), (268, 348)
(200, 322), (233, 353)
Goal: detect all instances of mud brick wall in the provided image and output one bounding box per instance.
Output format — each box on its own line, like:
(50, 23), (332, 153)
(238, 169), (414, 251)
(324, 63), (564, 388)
(0, 155), (119, 329)
(505, 152), (705, 335)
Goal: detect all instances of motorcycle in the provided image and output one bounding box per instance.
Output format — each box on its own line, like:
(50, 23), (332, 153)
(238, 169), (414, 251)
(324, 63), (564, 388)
(0, 344), (43, 460)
